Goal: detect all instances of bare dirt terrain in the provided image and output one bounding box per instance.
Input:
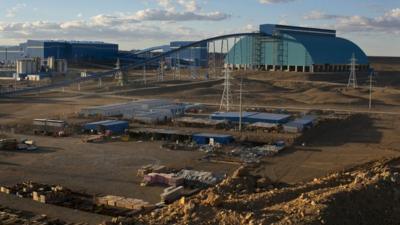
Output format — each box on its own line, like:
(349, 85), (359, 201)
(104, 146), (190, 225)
(0, 134), (236, 204)
(0, 57), (399, 224)
(137, 157), (400, 225)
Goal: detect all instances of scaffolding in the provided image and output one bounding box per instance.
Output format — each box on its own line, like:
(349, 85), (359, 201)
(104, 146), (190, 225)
(252, 35), (274, 69)
(272, 33), (288, 69)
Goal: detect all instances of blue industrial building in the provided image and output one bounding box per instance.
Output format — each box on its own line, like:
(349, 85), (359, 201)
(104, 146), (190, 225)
(169, 41), (208, 67)
(225, 24), (369, 72)
(211, 112), (291, 124)
(83, 120), (129, 134)
(284, 116), (316, 131)
(1, 40), (118, 63)
(22, 40), (118, 62)
(246, 112), (291, 124)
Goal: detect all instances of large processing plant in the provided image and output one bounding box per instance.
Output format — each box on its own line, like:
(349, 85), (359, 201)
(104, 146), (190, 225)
(225, 24), (369, 72)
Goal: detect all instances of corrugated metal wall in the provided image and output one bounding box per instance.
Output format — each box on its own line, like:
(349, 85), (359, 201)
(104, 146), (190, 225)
(225, 26), (368, 67)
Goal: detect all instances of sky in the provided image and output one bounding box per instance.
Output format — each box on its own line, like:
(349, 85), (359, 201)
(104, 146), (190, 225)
(0, 0), (399, 56)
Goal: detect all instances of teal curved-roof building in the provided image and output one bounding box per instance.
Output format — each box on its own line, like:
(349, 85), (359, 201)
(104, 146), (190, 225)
(226, 24), (369, 72)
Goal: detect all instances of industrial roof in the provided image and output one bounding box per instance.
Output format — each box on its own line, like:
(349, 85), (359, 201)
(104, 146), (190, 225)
(131, 128), (192, 136)
(291, 116), (316, 125)
(260, 24), (336, 36)
(100, 120), (129, 126)
(193, 133), (233, 138)
(27, 40), (116, 45)
(211, 112), (258, 118)
(287, 33), (369, 65)
(247, 112), (291, 121)
(259, 24), (368, 65)
(85, 120), (116, 126)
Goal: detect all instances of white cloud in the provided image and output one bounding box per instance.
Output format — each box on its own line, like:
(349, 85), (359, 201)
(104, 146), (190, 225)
(303, 11), (342, 20)
(0, 0), (230, 49)
(177, 0), (200, 12)
(305, 8), (400, 34)
(0, 17), (207, 48)
(259, 0), (296, 4)
(6, 3), (27, 18)
(157, 0), (175, 11)
(133, 9), (229, 21)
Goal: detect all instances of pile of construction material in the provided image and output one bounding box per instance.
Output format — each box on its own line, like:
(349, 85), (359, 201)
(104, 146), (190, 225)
(141, 169), (221, 189)
(0, 138), (37, 151)
(137, 164), (170, 177)
(1, 182), (68, 204)
(161, 186), (184, 203)
(1, 182), (153, 217)
(143, 173), (184, 187)
(139, 167), (222, 204)
(176, 170), (221, 189)
(229, 142), (286, 163)
(0, 206), (84, 225)
(162, 142), (199, 151)
(95, 195), (153, 212)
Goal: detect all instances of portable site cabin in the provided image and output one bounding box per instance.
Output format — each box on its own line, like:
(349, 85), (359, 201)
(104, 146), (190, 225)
(33, 119), (67, 135)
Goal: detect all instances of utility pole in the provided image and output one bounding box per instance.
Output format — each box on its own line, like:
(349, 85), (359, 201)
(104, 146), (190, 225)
(5, 47), (8, 65)
(143, 64), (146, 86)
(239, 75), (243, 132)
(369, 70), (374, 110)
(177, 51), (181, 80)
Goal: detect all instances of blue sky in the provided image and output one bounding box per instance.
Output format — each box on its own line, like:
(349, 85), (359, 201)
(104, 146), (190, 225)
(0, 0), (399, 56)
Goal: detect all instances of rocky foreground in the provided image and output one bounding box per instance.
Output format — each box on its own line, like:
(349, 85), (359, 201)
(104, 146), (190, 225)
(122, 157), (400, 225)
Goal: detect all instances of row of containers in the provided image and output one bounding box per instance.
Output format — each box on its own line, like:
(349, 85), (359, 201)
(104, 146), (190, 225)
(84, 117), (313, 145)
(82, 120), (235, 146)
(81, 114), (316, 146)
(79, 100), (316, 133)
(210, 111), (316, 133)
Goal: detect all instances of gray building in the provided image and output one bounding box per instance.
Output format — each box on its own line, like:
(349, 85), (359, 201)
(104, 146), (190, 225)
(0, 46), (24, 64)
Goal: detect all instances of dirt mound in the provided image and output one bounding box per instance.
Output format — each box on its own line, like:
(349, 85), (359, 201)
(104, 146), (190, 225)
(131, 158), (400, 225)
